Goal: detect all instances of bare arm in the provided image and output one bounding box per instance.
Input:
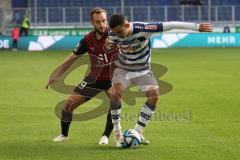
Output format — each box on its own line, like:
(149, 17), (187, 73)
(162, 21), (213, 32)
(45, 52), (79, 89)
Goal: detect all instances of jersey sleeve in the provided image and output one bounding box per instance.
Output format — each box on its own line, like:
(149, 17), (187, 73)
(73, 38), (88, 56)
(162, 21), (199, 32)
(133, 22), (163, 33)
(132, 22), (163, 38)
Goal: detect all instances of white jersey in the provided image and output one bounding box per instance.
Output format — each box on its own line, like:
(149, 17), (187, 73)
(109, 22), (163, 71)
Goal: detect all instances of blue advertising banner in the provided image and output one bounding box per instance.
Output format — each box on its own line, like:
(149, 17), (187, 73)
(1, 33), (240, 51)
(0, 36), (83, 51)
(0, 37), (11, 49)
(151, 33), (240, 48)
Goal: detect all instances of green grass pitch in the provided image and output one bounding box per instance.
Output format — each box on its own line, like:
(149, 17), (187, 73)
(0, 48), (239, 160)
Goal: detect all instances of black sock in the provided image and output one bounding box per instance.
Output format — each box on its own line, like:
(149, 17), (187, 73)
(61, 121), (71, 137)
(61, 110), (73, 137)
(102, 110), (113, 137)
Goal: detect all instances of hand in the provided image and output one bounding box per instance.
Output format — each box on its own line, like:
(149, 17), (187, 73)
(199, 23), (213, 32)
(45, 78), (58, 89)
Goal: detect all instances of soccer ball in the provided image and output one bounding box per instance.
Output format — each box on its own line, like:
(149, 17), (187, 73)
(121, 129), (142, 148)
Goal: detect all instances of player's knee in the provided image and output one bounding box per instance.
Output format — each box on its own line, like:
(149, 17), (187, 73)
(61, 99), (74, 122)
(63, 95), (85, 112)
(108, 87), (119, 100)
(146, 89), (159, 105)
(63, 100), (74, 112)
(108, 87), (114, 97)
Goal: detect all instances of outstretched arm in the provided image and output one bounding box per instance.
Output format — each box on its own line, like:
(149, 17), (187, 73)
(162, 21), (213, 32)
(45, 53), (78, 89)
(45, 38), (87, 89)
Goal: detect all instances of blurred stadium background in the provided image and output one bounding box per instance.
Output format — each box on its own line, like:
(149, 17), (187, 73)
(1, 0), (240, 27)
(0, 1), (240, 160)
(1, 0), (240, 49)
(1, 0), (240, 50)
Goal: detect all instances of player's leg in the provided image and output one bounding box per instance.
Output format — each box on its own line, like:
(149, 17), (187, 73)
(101, 109), (113, 137)
(108, 68), (130, 146)
(73, 78), (114, 145)
(53, 93), (87, 142)
(98, 80), (114, 145)
(54, 77), (101, 142)
(108, 83), (125, 146)
(61, 93), (86, 134)
(98, 109), (113, 145)
(132, 71), (159, 144)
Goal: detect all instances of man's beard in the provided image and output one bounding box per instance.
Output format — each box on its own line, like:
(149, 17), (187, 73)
(95, 28), (106, 35)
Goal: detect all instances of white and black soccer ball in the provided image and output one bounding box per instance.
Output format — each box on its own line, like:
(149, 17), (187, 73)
(121, 129), (142, 148)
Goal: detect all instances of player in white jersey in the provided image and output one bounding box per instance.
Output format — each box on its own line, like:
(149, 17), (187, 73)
(107, 14), (213, 147)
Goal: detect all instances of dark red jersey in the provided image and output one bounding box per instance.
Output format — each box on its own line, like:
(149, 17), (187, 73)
(73, 31), (118, 80)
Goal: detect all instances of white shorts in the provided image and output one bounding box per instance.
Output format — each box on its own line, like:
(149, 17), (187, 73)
(112, 68), (159, 92)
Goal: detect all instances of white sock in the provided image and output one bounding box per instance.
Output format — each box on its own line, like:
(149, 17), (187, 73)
(134, 102), (155, 133)
(111, 108), (121, 133)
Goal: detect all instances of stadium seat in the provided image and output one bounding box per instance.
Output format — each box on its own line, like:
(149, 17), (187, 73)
(11, 0), (240, 25)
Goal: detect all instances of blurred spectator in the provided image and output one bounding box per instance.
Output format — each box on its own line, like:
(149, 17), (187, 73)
(20, 16), (30, 36)
(12, 26), (20, 51)
(223, 26), (231, 33)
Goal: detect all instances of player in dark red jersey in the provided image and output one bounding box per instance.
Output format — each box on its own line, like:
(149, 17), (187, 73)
(45, 8), (118, 145)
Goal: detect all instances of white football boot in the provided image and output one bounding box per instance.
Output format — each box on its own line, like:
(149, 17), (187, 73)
(139, 133), (150, 145)
(114, 131), (123, 147)
(98, 135), (109, 145)
(53, 135), (68, 142)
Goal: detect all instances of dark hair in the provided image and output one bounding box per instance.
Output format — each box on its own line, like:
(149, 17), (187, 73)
(90, 7), (107, 20)
(109, 14), (126, 29)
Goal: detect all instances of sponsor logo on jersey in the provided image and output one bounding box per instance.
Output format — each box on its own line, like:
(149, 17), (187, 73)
(145, 25), (158, 30)
(135, 26), (144, 29)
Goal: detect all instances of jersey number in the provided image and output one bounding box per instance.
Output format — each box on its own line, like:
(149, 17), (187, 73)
(79, 81), (87, 89)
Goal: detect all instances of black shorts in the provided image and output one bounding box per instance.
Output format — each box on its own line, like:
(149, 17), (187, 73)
(73, 76), (111, 100)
